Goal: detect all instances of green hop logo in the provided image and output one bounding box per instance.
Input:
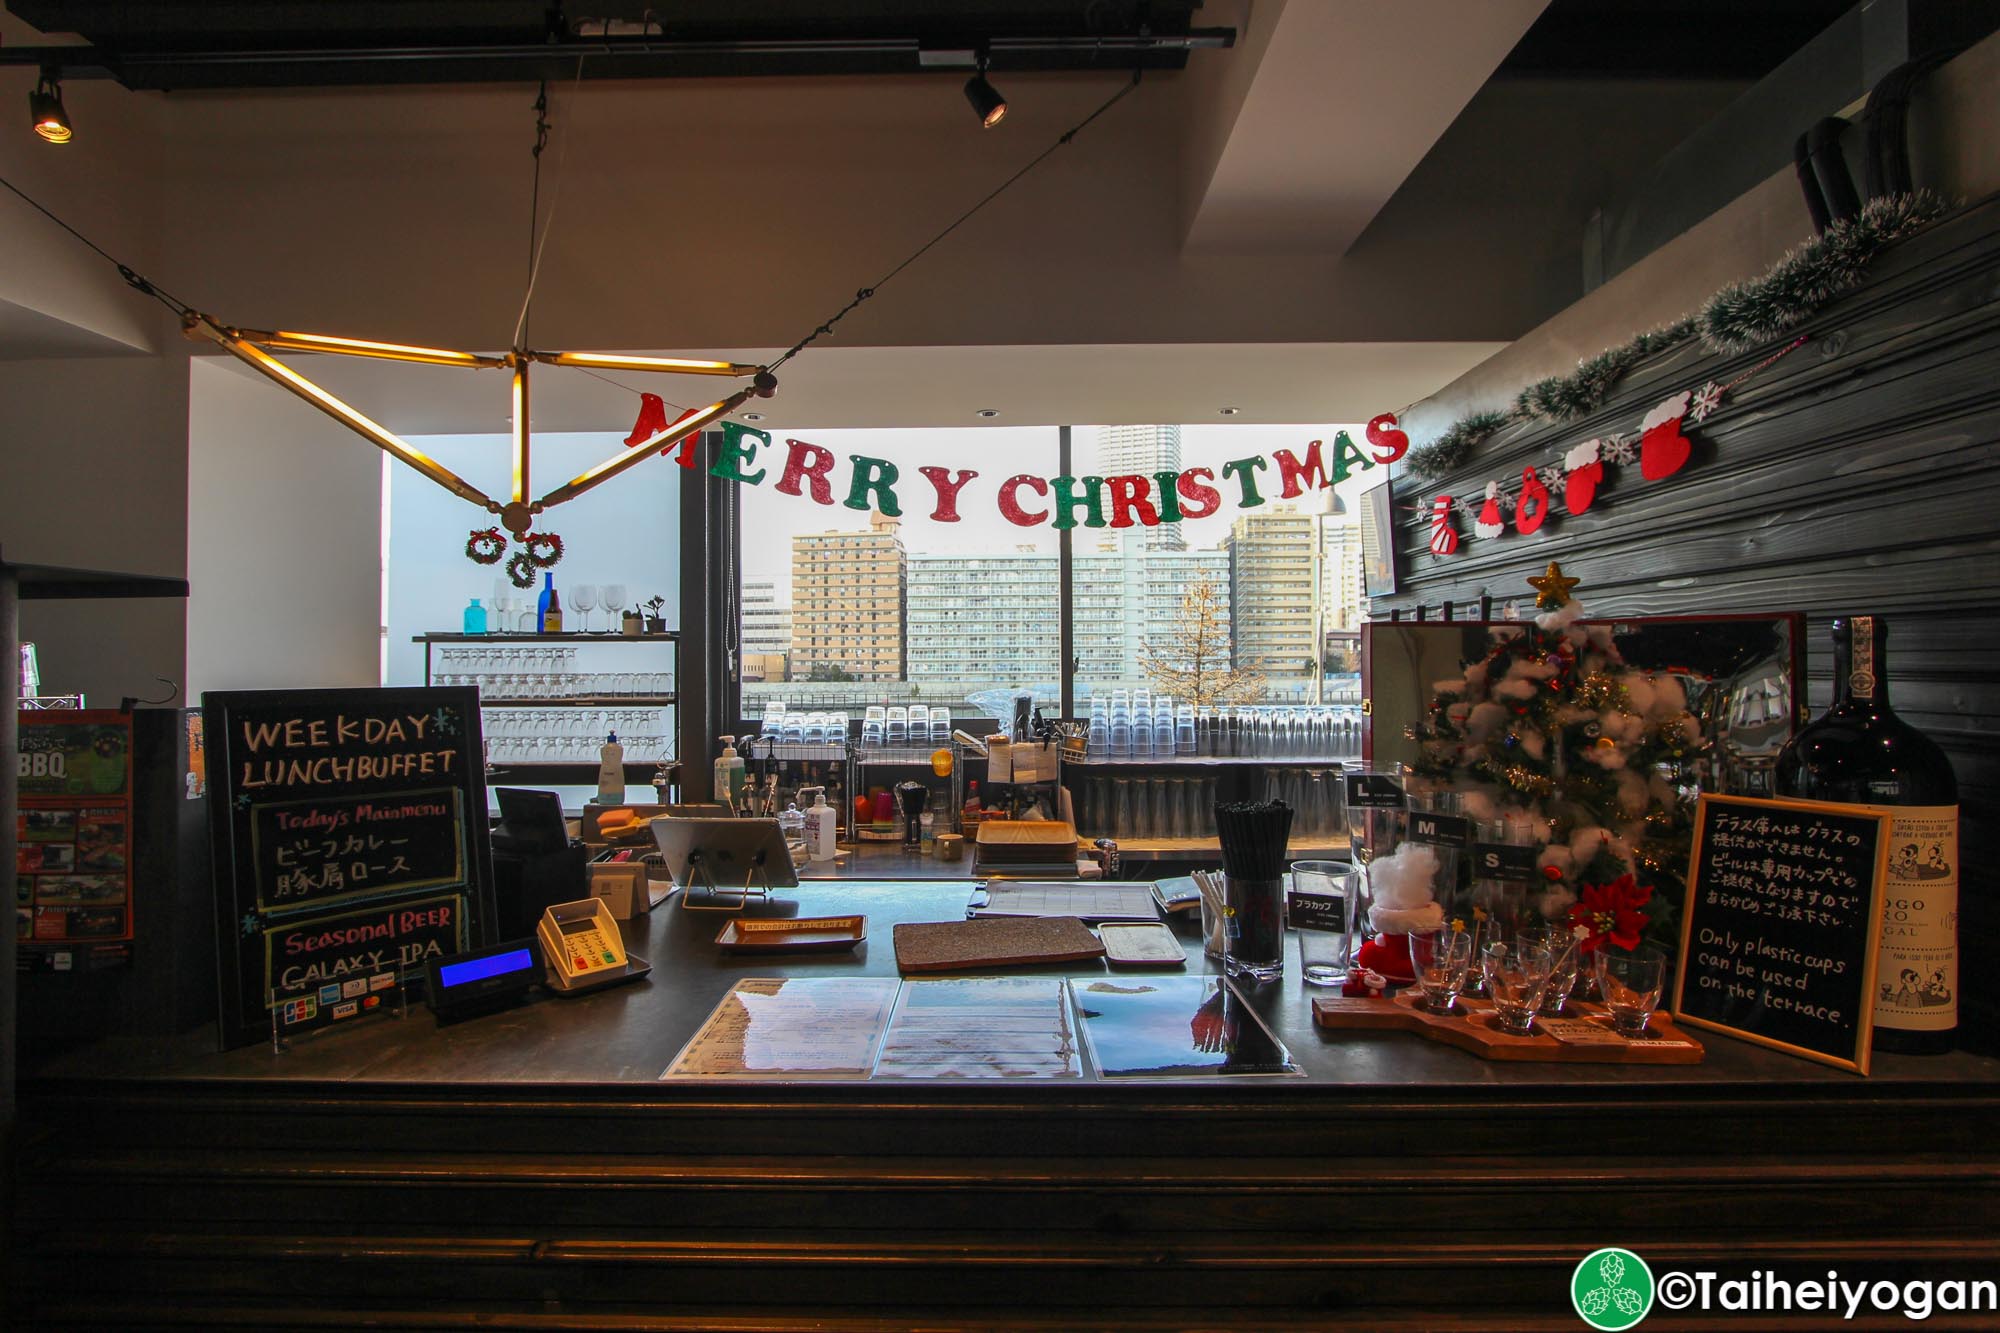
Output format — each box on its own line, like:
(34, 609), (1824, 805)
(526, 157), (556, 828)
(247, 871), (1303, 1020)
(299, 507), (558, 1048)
(1571, 1247), (1653, 1329)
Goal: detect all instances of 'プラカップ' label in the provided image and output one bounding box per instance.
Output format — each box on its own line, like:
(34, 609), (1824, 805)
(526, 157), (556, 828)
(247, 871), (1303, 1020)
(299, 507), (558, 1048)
(1872, 804), (1958, 1032)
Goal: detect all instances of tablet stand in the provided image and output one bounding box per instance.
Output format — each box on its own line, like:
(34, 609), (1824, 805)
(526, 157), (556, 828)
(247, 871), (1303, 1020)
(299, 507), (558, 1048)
(678, 848), (787, 911)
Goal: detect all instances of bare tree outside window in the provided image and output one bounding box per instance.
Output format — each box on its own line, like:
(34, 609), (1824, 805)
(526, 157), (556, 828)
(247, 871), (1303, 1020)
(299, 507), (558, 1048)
(1138, 575), (1265, 705)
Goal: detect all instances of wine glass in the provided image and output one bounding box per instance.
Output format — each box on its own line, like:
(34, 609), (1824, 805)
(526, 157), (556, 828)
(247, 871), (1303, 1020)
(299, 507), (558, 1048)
(571, 583), (599, 633)
(601, 583), (628, 632)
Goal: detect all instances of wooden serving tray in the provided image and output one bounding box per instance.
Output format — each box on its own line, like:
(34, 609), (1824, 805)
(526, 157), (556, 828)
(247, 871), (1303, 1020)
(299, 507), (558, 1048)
(1312, 989), (1703, 1064)
(714, 915), (867, 953)
(893, 915), (1104, 974)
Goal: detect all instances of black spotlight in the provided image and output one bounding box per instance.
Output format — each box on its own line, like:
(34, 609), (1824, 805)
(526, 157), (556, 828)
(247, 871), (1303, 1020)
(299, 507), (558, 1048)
(30, 70), (71, 144)
(964, 61), (1007, 129)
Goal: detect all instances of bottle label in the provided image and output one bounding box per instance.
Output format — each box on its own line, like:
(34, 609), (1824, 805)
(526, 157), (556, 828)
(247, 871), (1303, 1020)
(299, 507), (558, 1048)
(1849, 615), (1877, 701)
(1871, 803), (1957, 1033)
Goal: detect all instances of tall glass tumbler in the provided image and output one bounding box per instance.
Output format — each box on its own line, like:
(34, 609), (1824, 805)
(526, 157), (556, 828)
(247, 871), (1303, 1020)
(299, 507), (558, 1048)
(1403, 785), (1472, 922)
(1288, 861), (1360, 987)
(1467, 817), (1540, 995)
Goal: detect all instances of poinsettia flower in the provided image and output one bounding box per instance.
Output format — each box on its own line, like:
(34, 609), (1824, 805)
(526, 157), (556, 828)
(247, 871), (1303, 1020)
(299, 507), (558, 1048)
(1566, 873), (1654, 955)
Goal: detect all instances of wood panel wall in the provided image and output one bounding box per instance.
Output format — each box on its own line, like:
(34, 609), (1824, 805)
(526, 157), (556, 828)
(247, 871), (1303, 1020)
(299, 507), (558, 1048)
(1376, 193), (2000, 1046)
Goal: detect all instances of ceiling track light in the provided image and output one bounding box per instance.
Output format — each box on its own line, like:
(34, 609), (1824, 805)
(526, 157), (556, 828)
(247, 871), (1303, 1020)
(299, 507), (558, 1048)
(964, 57), (1007, 129)
(29, 69), (71, 144)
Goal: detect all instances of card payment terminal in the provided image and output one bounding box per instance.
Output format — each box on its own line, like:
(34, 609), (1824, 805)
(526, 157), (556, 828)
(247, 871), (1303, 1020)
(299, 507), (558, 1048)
(538, 898), (651, 995)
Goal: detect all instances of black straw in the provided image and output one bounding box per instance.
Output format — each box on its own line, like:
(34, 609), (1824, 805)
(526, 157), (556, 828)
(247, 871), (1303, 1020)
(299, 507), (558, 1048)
(1214, 800), (1293, 882)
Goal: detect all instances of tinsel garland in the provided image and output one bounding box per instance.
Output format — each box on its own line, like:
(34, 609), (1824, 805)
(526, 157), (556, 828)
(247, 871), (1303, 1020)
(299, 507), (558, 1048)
(1404, 190), (1953, 480)
(1697, 190), (1950, 354)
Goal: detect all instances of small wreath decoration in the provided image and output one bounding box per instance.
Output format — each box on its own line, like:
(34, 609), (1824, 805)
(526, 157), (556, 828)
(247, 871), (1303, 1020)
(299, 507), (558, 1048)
(525, 531), (565, 567)
(465, 527), (507, 564)
(504, 552), (539, 589)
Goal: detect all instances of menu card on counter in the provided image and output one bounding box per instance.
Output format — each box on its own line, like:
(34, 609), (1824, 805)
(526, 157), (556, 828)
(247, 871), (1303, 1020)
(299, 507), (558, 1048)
(1673, 793), (1891, 1074)
(202, 687), (495, 1049)
(662, 978), (901, 1080)
(872, 977), (1080, 1079)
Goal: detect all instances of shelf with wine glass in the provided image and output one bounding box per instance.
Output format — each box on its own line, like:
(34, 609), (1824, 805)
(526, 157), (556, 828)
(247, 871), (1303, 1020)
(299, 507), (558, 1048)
(414, 631), (680, 782)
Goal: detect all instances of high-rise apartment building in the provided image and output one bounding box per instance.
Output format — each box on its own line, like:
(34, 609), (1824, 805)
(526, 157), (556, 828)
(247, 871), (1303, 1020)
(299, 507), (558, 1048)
(1320, 514), (1367, 631)
(1223, 506), (1318, 677)
(905, 535), (1228, 689)
(1091, 425), (1185, 551)
(789, 512), (906, 680)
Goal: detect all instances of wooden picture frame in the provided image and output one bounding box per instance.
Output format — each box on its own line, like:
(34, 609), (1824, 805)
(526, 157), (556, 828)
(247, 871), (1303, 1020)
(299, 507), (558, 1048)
(1672, 793), (1892, 1075)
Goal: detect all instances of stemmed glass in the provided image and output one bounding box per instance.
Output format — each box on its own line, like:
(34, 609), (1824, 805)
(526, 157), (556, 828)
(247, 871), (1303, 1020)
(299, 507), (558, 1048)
(602, 583), (628, 632)
(1594, 948), (1667, 1037)
(571, 583), (599, 633)
(1483, 939), (1555, 1035)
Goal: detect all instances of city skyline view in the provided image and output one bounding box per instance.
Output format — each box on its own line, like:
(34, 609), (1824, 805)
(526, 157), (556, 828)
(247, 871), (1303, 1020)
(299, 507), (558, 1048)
(738, 422), (1371, 603)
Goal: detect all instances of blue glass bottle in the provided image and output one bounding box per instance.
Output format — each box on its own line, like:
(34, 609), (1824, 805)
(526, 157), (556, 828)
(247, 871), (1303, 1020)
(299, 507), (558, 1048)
(462, 598), (488, 634)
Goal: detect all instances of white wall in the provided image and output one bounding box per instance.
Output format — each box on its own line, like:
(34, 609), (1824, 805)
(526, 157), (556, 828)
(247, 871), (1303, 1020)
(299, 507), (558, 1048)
(383, 431), (681, 688)
(184, 357), (382, 697)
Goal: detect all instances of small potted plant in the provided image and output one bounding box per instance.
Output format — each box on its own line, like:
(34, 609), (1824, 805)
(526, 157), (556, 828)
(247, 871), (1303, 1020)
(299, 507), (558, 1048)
(621, 603), (643, 635)
(642, 596), (668, 633)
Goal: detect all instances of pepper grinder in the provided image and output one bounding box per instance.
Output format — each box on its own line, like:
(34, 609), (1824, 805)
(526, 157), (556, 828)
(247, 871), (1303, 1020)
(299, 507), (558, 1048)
(895, 781), (928, 851)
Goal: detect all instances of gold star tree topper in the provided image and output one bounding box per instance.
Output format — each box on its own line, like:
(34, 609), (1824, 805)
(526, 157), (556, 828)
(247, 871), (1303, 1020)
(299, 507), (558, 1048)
(1528, 560), (1582, 610)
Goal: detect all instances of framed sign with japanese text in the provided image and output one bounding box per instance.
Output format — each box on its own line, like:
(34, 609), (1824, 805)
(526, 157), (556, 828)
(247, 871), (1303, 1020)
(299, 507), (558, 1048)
(1672, 793), (1891, 1074)
(202, 687), (494, 1049)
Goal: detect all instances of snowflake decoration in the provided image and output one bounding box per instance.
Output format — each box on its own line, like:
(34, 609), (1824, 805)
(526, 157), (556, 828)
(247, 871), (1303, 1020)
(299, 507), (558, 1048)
(234, 793), (253, 811)
(431, 707), (459, 737)
(1498, 492), (1518, 515)
(1689, 380), (1725, 423)
(1540, 461), (1567, 487)
(241, 912), (263, 937)
(1603, 436), (1638, 466)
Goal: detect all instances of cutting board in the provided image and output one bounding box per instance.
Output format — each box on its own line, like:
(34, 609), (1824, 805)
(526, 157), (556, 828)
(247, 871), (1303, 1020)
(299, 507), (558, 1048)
(1312, 990), (1703, 1064)
(892, 915), (1105, 974)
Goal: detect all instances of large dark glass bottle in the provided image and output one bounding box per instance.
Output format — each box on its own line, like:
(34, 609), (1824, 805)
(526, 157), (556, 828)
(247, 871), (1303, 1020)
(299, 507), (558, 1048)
(1775, 616), (1959, 1053)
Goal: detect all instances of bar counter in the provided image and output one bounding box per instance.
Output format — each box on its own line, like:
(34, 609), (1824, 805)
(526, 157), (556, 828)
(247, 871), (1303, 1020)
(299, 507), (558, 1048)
(14, 878), (2000, 1329)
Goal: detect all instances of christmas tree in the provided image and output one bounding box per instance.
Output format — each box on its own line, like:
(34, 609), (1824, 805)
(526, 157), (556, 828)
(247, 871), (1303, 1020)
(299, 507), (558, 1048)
(1405, 562), (1705, 957)
(1139, 574), (1266, 706)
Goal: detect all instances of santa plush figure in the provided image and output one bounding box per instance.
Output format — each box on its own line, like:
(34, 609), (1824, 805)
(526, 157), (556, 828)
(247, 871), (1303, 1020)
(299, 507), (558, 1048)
(1351, 843), (1445, 984)
(1473, 480), (1505, 539)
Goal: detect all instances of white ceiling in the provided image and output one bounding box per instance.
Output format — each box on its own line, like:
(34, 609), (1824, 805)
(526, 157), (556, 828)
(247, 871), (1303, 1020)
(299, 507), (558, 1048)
(253, 338), (1505, 434)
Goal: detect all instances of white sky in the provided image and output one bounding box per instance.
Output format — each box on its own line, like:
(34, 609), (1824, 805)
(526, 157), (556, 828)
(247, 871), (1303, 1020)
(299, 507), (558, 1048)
(739, 422), (1377, 598)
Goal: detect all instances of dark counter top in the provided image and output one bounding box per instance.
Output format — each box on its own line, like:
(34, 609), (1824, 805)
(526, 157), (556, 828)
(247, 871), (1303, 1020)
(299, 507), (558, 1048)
(26, 877), (2000, 1094)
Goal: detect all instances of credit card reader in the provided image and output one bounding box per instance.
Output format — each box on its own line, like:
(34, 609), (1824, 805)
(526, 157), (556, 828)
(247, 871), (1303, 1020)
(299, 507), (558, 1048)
(538, 897), (651, 996)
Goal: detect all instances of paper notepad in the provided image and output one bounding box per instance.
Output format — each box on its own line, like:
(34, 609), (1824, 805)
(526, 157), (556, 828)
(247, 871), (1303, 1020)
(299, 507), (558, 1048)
(967, 882), (1162, 922)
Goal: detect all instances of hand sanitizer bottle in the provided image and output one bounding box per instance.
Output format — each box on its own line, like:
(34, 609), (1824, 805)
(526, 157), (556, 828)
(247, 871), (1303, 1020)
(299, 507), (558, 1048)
(596, 731), (624, 803)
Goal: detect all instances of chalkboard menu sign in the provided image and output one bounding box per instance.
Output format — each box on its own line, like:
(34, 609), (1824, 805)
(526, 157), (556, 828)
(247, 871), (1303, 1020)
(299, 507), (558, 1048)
(203, 687), (494, 1048)
(1672, 793), (1891, 1074)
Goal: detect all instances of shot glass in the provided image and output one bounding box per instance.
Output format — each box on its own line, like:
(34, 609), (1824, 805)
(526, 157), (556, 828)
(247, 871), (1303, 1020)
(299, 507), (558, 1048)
(1410, 927), (1474, 1014)
(1288, 861), (1359, 988)
(1482, 938), (1554, 1035)
(1594, 947), (1667, 1037)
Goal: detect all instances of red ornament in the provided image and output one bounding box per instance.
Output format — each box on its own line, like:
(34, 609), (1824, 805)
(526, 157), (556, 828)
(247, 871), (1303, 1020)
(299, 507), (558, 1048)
(1542, 864), (1565, 882)
(1563, 439), (1605, 515)
(1516, 466), (1550, 535)
(1639, 391), (1694, 481)
(1428, 495), (1460, 556)
(1473, 480), (1504, 540)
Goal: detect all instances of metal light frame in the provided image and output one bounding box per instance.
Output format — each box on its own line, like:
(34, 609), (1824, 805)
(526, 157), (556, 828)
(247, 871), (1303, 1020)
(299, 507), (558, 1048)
(183, 313), (774, 535)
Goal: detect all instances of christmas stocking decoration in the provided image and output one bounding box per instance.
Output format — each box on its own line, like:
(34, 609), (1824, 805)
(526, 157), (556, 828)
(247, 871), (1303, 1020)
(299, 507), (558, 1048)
(1473, 480), (1505, 539)
(1639, 391), (1694, 481)
(1428, 496), (1460, 556)
(1564, 439), (1605, 515)
(1516, 466), (1550, 534)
